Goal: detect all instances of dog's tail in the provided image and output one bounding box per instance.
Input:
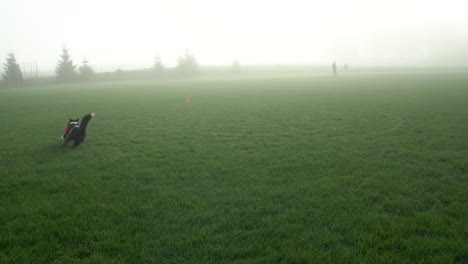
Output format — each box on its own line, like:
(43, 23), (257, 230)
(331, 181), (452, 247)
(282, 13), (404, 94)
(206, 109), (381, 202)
(80, 113), (95, 132)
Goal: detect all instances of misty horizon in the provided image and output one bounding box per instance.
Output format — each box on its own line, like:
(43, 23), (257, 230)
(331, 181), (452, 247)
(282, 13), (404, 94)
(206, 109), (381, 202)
(2, 0), (468, 75)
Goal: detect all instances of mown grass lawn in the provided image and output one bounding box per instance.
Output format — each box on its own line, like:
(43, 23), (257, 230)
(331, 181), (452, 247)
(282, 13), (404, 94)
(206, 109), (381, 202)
(0, 73), (467, 263)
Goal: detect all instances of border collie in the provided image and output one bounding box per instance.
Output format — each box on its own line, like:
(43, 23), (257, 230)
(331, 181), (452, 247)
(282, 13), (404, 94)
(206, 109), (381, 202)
(59, 113), (95, 147)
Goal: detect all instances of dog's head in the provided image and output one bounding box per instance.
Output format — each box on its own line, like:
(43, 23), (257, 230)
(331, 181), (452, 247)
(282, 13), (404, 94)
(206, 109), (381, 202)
(67, 118), (80, 129)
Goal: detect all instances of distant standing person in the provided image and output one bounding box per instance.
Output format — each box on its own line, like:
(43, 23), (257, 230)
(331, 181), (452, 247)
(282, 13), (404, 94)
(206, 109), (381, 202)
(332, 61), (337, 77)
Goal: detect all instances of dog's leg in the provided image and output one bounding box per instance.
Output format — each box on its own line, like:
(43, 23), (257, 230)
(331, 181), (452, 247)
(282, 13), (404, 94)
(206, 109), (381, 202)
(72, 140), (82, 148)
(63, 138), (71, 147)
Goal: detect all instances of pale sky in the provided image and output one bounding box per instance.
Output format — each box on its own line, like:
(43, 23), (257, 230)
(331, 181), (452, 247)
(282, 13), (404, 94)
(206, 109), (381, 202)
(1, 0), (467, 73)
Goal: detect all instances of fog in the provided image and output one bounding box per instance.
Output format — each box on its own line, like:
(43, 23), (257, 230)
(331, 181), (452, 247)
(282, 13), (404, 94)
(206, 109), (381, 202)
(1, 0), (467, 74)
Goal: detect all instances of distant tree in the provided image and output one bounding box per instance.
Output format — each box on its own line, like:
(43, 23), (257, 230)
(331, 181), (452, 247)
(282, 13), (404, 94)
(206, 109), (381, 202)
(2, 53), (23, 85)
(153, 55), (164, 76)
(78, 59), (95, 81)
(56, 46), (77, 81)
(114, 68), (124, 79)
(332, 61), (337, 77)
(232, 59), (240, 75)
(176, 50), (198, 76)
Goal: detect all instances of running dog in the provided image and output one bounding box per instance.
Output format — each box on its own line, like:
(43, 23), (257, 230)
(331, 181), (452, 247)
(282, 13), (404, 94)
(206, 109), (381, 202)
(59, 113), (94, 147)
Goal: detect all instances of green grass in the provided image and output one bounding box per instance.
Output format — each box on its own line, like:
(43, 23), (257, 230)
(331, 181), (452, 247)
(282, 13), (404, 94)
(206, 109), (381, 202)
(0, 73), (467, 263)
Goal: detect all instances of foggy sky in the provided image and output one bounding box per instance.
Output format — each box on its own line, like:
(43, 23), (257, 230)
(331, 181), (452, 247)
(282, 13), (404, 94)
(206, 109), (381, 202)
(1, 0), (467, 73)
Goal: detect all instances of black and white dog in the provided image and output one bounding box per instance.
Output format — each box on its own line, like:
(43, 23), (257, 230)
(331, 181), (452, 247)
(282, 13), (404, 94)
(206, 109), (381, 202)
(59, 113), (94, 147)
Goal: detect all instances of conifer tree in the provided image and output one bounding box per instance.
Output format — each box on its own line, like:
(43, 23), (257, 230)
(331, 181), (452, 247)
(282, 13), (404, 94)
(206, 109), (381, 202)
(154, 55), (164, 76)
(78, 59), (95, 80)
(176, 50), (198, 76)
(56, 46), (77, 81)
(2, 53), (23, 85)
(232, 59), (240, 75)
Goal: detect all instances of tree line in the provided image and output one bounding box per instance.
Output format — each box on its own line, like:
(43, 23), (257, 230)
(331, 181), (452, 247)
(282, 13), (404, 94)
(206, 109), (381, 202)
(2, 47), (201, 85)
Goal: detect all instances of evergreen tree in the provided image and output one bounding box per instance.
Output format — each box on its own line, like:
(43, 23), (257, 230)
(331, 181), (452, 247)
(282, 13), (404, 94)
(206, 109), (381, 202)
(56, 46), (77, 81)
(114, 68), (124, 79)
(154, 55), (164, 76)
(176, 50), (198, 76)
(2, 53), (23, 85)
(232, 59), (240, 75)
(78, 59), (95, 80)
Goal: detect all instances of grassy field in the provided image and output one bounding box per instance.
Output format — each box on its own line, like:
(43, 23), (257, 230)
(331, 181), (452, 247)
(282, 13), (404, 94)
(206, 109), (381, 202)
(0, 72), (467, 263)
